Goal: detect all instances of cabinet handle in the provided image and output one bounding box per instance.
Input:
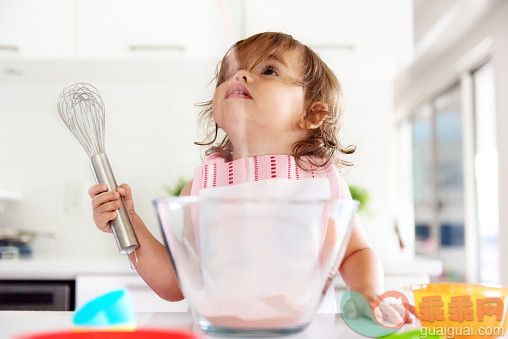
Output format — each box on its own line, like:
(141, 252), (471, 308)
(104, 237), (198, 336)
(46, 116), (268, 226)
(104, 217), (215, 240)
(0, 45), (19, 53)
(129, 45), (184, 53)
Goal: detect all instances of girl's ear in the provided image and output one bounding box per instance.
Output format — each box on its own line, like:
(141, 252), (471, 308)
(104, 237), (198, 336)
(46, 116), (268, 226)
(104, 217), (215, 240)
(299, 102), (329, 130)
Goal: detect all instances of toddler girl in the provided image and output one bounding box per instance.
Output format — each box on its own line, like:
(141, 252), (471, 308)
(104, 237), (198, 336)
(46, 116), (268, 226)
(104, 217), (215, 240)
(89, 32), (413, 325)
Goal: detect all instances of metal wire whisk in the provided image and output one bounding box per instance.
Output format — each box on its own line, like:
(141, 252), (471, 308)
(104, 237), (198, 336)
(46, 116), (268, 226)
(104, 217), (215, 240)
(58, 83), (106, 157)
(57, 83), (140, 265)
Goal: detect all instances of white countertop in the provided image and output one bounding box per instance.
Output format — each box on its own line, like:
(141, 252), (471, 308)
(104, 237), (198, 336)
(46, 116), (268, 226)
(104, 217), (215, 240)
(0, 254), (442, 280)
(0, 311), (423, 339)
(0, 255), (134, 280)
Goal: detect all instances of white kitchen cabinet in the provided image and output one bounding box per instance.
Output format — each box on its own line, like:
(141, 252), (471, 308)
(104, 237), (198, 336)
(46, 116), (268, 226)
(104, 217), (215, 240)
(76, 0), (237, 59)
(76, 274), (188, 312)
(0, 0), (239, 59)
(0, 0), (74, 58)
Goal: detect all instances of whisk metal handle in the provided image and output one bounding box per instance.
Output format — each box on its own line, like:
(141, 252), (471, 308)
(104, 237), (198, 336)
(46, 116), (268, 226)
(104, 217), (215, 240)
(90, 153), (140, 255)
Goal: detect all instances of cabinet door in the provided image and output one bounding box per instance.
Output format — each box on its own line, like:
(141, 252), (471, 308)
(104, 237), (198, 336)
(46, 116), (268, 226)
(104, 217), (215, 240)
(76, 0), (233, 58)
(0, 0), (74, 58)
(76, 275), (188, 312)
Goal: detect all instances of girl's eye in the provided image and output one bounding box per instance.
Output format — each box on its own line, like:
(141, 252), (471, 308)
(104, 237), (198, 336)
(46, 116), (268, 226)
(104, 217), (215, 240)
(261, 66), (278, 76)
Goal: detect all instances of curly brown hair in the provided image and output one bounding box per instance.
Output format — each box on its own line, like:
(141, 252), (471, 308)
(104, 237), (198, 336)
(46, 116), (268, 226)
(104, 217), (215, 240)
(194, 32), (355, 172)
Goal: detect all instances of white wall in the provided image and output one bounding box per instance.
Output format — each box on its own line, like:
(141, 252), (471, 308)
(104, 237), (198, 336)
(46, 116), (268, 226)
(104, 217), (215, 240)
(338, 75), (401, 258)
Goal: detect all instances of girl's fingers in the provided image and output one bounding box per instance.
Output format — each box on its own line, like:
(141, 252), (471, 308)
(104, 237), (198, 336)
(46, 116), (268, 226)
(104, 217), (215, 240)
(408, 304), (416, 316)
(90, 183), (135, 233)
(88, 184), (108, 198)
(97, 211), (117, 229)
(117, 183), (135, 212)
(380, 305), (404, 325)
(97, 200), (122, 214)
(392, 302), (406, 316)
(117, 183), (131, 197)
(374, 307), (383, 323)
(92, 191), (120, 208)
(89, 184), (132, 234)
(391, 303), (414, 323)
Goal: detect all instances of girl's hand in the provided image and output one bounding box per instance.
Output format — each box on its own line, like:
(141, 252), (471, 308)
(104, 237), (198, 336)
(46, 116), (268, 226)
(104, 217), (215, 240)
(88, 183), (135, 233)
(343, 292), (416, 326)
(374, 297), (417, 326)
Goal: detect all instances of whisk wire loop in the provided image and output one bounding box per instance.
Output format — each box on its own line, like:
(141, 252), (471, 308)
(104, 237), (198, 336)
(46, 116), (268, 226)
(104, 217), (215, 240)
(57, 83), (106, 157)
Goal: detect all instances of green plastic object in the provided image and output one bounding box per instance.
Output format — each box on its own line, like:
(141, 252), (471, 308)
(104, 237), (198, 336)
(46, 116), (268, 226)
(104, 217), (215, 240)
(384, 328), (443, 338)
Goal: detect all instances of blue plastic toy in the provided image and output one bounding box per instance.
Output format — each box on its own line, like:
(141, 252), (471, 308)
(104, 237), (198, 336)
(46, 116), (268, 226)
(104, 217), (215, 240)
(72, 289), (136, 330)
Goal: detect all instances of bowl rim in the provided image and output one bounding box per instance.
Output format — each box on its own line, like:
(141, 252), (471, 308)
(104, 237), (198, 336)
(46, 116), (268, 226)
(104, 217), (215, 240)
(153, 195), (361, 207)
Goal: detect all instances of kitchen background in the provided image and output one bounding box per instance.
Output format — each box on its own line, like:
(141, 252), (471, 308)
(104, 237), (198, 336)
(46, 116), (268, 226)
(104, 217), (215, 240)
(0, 0), (506, 311)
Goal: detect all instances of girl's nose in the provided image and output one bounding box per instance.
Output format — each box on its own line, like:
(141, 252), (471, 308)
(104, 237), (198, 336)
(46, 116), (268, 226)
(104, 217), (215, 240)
(234, 69), (250, 82)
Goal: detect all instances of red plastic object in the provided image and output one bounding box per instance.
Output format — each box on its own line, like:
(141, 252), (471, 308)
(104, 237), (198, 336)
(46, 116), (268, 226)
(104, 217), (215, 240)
(16, 328), (201, 339)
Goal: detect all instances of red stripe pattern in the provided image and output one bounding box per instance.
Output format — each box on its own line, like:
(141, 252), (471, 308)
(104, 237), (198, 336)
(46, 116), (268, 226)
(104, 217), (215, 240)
(254, 156), (258, 181)
(287, 156), (291, 179)
(203, 165), (208, 188)
(213, 164), (217, 187)
(228, 162), (233, 185)
(270, 156), (276, 178)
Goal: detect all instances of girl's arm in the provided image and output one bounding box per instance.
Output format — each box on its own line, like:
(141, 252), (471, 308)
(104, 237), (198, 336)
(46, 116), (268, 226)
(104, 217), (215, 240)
(125, 209), (184, 302)
(121, 181), (192, 302)
(89, 181), (193, 302)
(334, 174), (384, 303)
(338, 215), (384, 304)
(127, 180), (194, 301)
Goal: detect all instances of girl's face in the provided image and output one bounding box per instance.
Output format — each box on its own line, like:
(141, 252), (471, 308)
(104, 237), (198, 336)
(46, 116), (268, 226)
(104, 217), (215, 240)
(212, 48), (308, 150)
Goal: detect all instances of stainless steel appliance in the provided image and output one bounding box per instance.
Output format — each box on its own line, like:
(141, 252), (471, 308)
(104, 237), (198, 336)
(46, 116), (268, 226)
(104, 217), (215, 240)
(0, 280), (74, 311)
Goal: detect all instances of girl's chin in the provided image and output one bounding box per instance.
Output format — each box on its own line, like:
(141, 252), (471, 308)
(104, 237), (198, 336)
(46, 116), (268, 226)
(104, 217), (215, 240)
(222, 104), (251, 114)
(216, 110), (251, 124)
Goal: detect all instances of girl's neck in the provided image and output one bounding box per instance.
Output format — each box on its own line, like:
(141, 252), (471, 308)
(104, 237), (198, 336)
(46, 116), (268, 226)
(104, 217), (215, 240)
(231, 144), (295, 161)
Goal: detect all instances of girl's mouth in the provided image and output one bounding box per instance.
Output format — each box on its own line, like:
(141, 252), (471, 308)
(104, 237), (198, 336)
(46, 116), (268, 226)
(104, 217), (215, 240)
(225, 83), (252, 99)
(226, 93), (252, 99)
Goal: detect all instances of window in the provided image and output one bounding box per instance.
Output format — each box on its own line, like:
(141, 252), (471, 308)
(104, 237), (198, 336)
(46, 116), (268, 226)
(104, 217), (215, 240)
(412, 106), (434, 255)
(472, 60), (499, 284)
(411, 84), (466, 281)
(434, 84), (466, 281)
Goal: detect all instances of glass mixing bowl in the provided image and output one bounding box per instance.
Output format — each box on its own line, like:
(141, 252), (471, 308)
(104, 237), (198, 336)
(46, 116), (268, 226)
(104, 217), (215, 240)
(153, 196), (358, 336)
